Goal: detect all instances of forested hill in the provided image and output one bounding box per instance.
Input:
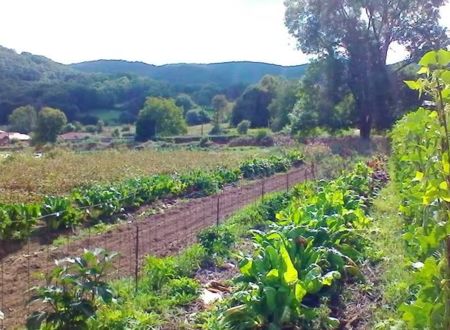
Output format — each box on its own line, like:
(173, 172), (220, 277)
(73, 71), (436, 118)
(71, 60), (308, 87)
(0, 45), (306, 124)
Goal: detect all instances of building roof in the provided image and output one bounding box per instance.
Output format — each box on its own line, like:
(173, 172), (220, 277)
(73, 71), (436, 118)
(8, 132), (31, 141)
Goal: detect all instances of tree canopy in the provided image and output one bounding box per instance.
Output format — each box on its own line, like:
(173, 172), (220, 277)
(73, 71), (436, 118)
(8, 105), (37, 133)
(34, 107), (67, 143)
(135, 97), (187, 141)
(284, 0), (449, 138)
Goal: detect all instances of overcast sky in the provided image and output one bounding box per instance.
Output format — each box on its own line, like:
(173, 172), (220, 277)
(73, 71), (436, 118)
(0, 0), (449, 66)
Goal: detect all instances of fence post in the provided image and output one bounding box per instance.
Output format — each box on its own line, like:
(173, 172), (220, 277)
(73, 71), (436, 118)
(134, 225), (139, 293)
(312, 161), (316, 180)
(216, 195), (220, 226)
(261, 178), (265, 202)
(286, 172), (289, 192)
(1, 259), (3, 329)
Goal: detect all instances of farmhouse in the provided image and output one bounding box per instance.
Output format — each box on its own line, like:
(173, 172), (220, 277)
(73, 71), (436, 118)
(0, 130), (31, 145)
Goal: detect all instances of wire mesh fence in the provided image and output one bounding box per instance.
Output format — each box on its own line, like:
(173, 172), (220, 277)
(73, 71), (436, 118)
(0, 165), (312, 329)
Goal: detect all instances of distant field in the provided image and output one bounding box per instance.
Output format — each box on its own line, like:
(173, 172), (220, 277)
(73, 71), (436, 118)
(0, 147), (269, 203)
(91, 109), (122, 123)
(186, 123), (214, 136)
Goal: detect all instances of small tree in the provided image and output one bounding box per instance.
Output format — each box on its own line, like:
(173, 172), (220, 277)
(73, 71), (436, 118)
(211, 95), (229, 135)
(8, 105), (37, 133)
(175, 94), (196, 114)
(135, 97), (187, 141)
(237, 120), (251, 135)
(34, 107), (67, 143)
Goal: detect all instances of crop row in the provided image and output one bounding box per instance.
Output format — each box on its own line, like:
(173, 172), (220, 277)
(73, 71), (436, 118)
(221, 162), (381, 329)
(0, 150), (303, 241)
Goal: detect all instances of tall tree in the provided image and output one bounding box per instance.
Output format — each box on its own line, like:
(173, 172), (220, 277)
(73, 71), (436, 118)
(34, 107), (67, 143)
(284, 0), (449, 139)
(8, 105), (37, 133)
(135, 97), (187, 141)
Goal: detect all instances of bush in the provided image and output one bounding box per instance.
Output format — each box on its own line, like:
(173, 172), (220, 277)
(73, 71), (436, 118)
(198, 137), (211, 148)
(84, 125), (97, 133)
(198, 226), (235, 258)
(209, 123), (222, 135)
(255, 128), (271, 141)
(185, 109), (210, 126)
(237, 120), (251, 135)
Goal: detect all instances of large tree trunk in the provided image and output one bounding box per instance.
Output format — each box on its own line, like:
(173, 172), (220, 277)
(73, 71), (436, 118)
(347, 39), (392, 140)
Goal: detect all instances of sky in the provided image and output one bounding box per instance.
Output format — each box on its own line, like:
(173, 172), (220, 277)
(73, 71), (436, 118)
(0, 0), (449, 66)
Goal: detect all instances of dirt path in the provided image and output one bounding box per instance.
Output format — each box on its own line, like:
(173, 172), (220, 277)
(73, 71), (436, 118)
(0, 165), (311, 329)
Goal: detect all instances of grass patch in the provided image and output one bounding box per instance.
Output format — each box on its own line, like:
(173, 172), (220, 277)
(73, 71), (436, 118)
(368, 183), (413, 328)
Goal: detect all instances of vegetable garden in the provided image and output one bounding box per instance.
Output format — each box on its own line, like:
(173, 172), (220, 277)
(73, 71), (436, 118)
(1, 50), (450, 329)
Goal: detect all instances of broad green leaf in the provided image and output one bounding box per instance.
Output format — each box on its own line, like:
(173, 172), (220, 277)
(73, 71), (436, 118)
(280, 244), (297, 285)
(417, 67), (429, 75)
(439, 181), (448, 190)
(437, 49), (450, 66)
(322, 271), (341, 286)
(265, 269), (279, 283)
(404, 80), (421, 90)
(441, 71), (450, 84)
(419, 51), (438, 67)
(294, 283), (307, 302)
(443, 161), (450, 174)
(413, 171), (424, 182)
(240, 258), (253, 277)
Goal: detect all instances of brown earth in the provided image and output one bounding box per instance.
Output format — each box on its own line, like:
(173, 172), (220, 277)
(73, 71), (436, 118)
(0, 165), (312, 329)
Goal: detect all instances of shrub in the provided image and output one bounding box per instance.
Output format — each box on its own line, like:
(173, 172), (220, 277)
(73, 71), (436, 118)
(236, 120), (251, 135)
(185, 109), (210, 126)
(27, 249), (116, 330)
(198, 226), (235, 258)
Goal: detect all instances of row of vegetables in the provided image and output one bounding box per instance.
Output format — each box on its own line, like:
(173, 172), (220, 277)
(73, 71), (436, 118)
(389, 50), (450, 329)
(0, 150), (303, 241)
(220, 162), (383, 329)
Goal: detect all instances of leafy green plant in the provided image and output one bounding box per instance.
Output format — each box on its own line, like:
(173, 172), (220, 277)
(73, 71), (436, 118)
(41, 196), (83, 230)
(163, 277), (201, 305)
(198, 226), (235, 258)
(223, 163), (379, 329)
(27, 249), (116, 330)
(389, 49), (450, 329)
(0, 203), (40, 240)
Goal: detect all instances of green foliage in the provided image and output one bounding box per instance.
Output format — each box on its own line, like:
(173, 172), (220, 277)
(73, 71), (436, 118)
(284, 0), (449, 138)
(8, 105), (37, 133)
(163, 277), (201, 305)
(34, 107), (67, 143)
(239, 152), (302, 179)
(135, 97), (187, 141)
(390, 50), (450, 329)
(236, 120), (251, 135)
(175, 93), (196, 114)
(27, 249), (116, 330)
(198, 227), (235, 258)
(231, 80), (274, 128)
(222, 164), (378, 329)
(185, 108), (210, 126)
(0, 203), (40, 240)
(41, 196), (83, 230)
(0, 153), (298, 241)
(289, 57), (355, 136)
(268, 79), (299, 132)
